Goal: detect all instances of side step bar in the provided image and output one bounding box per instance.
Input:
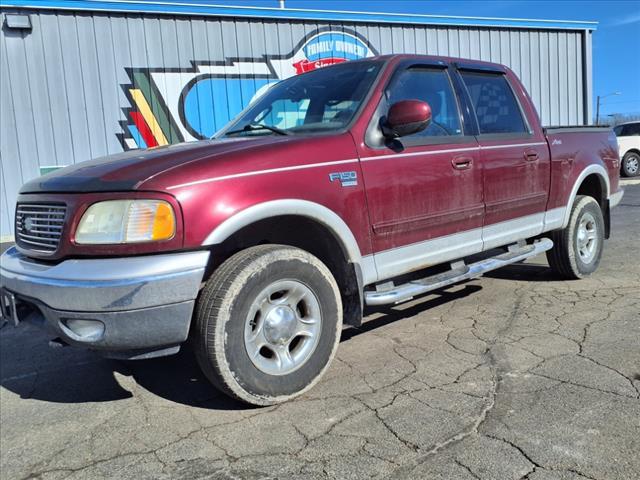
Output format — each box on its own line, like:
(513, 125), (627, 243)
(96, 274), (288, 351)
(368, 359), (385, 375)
(364, 238), (553, 306)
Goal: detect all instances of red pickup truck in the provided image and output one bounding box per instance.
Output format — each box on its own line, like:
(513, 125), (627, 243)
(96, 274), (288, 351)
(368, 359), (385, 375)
(0, 55), (623, 405)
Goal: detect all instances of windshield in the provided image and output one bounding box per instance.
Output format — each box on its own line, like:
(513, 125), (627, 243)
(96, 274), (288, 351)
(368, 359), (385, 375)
(218, 61), (383, 137)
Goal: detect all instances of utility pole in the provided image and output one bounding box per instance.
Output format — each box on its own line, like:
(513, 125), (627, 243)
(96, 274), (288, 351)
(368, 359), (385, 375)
(595, 92), (621, 125)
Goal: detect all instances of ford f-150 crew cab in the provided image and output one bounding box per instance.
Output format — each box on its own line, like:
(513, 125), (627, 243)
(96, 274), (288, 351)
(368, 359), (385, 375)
(0, 55), (624, 405)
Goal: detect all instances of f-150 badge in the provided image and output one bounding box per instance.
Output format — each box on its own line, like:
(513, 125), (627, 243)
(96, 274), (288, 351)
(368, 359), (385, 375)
(329, 171), (358, 187)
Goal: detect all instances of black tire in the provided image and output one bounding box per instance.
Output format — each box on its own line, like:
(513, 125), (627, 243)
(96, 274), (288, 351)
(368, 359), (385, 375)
(621, 151), (640, 177)
(546, 195), (605, 279)
(193, 245), (342, 406)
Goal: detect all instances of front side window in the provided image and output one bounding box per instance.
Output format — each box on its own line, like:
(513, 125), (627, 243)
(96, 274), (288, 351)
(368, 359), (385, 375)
(386, 67), (463, 137)
(461, 71), (528, 135)
(219, 61), (382, 137)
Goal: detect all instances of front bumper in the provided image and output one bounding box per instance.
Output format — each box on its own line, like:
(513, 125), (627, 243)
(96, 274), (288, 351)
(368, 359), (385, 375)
(0, 247), (209, 358)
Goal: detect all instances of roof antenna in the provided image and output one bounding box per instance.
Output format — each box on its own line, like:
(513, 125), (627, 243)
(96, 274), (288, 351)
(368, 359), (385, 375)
(279, 0), (285, 8)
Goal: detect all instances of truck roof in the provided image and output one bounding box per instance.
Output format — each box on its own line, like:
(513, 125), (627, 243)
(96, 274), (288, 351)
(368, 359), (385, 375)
(359, 54), (510, 72)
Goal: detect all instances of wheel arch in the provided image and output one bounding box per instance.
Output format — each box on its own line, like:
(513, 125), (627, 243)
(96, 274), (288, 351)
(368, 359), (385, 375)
(203, 200), (363, 262)
(202, 200), (375, 327)
(622, 147), (640, 158)
(562, 165), (610, 229)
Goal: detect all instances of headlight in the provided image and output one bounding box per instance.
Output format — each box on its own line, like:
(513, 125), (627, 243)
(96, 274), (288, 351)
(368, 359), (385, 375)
(75, 200), (176, 244)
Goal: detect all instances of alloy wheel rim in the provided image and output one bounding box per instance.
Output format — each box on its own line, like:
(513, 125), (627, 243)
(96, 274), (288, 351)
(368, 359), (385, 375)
(244, 279), (322, 376)
(626, 157), (639, 174)
(576, 211), (598, 264)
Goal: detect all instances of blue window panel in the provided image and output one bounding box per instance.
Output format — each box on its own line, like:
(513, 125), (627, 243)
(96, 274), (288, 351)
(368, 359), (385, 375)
(183, 77), (272, 138)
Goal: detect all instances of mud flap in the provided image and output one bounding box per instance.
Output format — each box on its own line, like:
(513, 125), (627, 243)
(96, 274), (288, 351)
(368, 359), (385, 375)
(344, 262), (364, 328)
(604, 199), (611, 239)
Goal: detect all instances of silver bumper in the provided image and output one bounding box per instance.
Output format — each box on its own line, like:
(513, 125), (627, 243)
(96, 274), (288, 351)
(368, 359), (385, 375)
(0, 247), (209, 312)
(0, 247), (209, 356)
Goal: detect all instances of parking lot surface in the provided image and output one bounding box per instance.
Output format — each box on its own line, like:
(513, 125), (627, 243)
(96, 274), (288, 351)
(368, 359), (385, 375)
(1, 184), (639, 480)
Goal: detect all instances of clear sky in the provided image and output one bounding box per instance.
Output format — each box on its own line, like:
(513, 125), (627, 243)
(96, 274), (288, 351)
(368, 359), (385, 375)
(216, 0), (640, 117)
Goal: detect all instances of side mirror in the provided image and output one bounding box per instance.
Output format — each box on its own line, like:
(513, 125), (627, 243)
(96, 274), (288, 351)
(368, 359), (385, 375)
(382, 100), (432, 138)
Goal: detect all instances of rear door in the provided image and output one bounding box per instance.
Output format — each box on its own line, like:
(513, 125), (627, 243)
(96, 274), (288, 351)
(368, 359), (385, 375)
(358, 62), (484, 279)
(458, 67), (550, 250)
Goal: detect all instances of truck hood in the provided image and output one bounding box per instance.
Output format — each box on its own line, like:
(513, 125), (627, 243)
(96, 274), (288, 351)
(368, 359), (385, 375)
(19, 137), (289, 194)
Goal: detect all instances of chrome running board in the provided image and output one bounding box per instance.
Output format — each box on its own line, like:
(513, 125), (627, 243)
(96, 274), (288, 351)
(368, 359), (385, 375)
(364, 238), (553, 306)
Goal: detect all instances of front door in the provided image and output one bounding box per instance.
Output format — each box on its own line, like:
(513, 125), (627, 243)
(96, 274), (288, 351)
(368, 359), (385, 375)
(358, 64), (484, 280)
(459, 69), (550, 250)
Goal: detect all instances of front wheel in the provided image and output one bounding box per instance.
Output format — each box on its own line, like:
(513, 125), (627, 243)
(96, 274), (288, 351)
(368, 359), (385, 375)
(193, 245), (342, 406)
(621, 151), (640, 177)
(546, 195), (605, 279)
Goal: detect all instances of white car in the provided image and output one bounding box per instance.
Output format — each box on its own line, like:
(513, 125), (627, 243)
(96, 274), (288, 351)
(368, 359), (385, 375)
(614, 121), (640, 177)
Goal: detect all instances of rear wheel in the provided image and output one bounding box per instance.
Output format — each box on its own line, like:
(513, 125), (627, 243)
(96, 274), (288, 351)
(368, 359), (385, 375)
(194, 245), (342, 406)
(546, 195), (605, 279)
(621, 152), (640, 177)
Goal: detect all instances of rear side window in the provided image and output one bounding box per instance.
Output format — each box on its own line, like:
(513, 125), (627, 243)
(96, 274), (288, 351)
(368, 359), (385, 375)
(386, 67), (463, 137)
(617, 123), (640, 136)
(461, 72), (528, 135)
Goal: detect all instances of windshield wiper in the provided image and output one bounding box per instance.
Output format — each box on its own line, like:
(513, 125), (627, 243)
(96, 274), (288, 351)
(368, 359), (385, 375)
(225, 123), (291, 136)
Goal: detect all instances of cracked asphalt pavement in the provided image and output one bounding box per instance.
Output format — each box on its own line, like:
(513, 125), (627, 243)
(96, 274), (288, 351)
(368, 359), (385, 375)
(1, 184), (639, 480)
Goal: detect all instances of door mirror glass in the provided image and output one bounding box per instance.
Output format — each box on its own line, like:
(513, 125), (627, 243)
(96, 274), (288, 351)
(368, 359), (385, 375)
(382, 100), (432, 138)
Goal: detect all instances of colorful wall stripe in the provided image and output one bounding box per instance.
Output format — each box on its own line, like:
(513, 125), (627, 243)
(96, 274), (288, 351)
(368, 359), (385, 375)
(129, 88), (168, 146)
(127, 124), (147, 149)
(130, 71), (183, 144)
(129, 111), (159, 148)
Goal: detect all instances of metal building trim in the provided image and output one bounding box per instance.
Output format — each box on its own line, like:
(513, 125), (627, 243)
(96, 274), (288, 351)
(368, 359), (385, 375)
(1, 1), (599, 31)
(583, 31), (594, 124)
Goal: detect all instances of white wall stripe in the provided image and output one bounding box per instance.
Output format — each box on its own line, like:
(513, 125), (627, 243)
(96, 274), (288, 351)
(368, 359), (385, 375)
(124, 138), (138, 150)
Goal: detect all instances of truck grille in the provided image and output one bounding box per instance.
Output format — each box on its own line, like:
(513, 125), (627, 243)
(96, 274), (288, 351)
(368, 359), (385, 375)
(15, 203), (67, 253)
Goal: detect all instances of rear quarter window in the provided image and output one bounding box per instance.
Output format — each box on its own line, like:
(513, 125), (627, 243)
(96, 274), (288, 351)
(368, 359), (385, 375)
(461, 71), (528, 135)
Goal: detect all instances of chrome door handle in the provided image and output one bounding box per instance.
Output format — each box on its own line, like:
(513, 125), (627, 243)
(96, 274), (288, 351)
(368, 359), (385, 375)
(452, 157), (473, 170)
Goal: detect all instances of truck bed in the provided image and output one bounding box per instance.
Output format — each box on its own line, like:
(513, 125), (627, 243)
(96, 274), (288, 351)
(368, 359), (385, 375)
(544, 125), (620, 215)
(544, 125), (612, 134)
